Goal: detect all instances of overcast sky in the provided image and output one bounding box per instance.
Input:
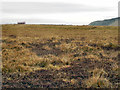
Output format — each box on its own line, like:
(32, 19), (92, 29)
(0, 0), (119, 25)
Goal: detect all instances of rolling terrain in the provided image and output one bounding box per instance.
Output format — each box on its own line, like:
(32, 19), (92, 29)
(1, 24), (120, 88)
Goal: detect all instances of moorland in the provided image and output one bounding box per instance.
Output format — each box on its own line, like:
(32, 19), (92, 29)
(1, 24), (120, 88)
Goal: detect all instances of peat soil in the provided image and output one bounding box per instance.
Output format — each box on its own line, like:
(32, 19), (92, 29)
(2, 58), (119, 88)
(2, 38), (120, 88)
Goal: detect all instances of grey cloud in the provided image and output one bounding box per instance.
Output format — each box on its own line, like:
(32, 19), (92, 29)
(2, 18), (68, 24)
(2, 2), (113, 14)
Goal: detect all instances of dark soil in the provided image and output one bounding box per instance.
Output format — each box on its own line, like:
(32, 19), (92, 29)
(2, 57), (119, 88)
(2, 38), (119, 89)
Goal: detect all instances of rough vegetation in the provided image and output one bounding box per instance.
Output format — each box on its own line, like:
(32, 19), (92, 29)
(1, 24), (120, 88)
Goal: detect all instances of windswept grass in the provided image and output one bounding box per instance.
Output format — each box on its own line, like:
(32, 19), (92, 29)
(2, 24), (119, 88)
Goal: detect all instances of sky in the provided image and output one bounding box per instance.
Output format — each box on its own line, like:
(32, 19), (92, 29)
(0, 0), (120, 25)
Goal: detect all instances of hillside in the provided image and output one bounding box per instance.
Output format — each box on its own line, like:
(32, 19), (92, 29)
(89, 17), (120, 26)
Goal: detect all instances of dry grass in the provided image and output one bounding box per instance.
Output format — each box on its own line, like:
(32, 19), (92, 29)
(2, 24), (119, 88)
(84, 68), (112, 88)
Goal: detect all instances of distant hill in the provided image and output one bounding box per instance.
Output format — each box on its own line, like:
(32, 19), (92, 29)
(89, 17), (120, 26)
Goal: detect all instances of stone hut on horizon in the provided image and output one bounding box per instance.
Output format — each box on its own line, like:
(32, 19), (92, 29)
(17, 22), (26, 24)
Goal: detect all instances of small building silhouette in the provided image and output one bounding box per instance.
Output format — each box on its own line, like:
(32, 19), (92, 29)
(17, 22), (25, 24)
